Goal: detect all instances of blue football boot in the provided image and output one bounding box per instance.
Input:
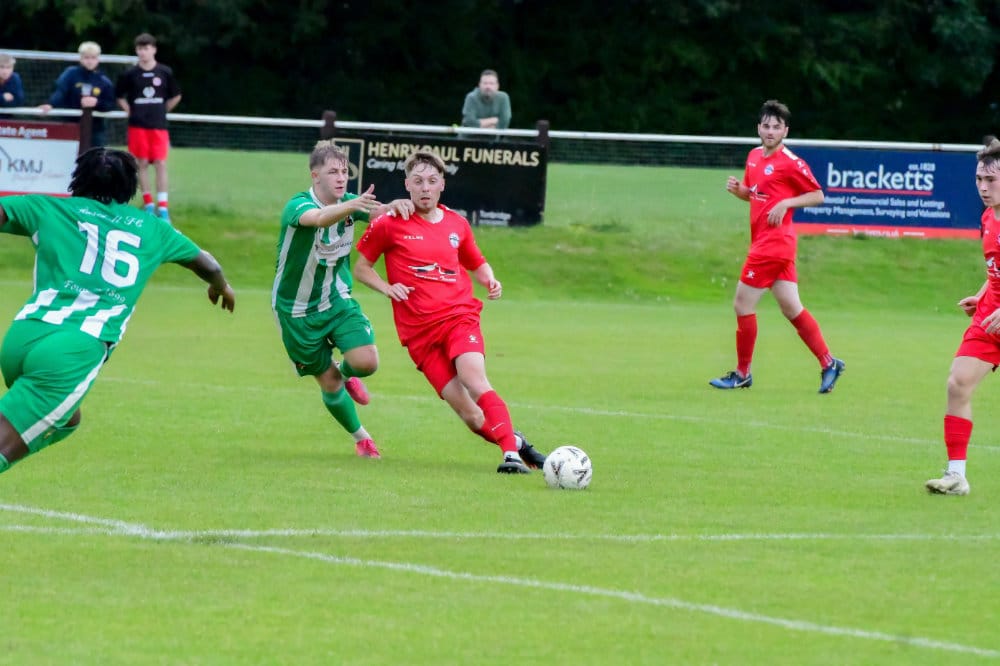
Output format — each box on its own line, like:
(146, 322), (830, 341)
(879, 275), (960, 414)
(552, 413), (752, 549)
(818, 358), (845, 394)
(709, 370), (752, 389)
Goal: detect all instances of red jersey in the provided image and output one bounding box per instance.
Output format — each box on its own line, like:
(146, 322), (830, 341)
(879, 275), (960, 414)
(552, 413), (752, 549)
(742, 145), (822, 260)
(356, 205), (487, 344)
(974, 207), (1000, 328)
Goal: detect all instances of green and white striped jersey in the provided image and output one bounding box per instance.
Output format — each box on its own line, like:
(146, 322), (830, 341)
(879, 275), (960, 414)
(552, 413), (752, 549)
(0, 195), (201, 344)
(272, 188), (368, 317)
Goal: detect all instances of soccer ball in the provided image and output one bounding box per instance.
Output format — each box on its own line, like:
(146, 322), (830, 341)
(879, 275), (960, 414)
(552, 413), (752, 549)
(542, 445), (592, 490)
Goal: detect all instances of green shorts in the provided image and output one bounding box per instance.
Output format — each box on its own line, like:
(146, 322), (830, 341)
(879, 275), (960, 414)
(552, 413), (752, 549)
(0, 319), (109, 452)
(275, 302), (375, 377)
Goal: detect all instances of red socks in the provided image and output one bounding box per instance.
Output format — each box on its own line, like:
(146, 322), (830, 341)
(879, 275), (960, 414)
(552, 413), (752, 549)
(735, 314), (757, 376)
(474, 390), (518, 453)
(791, 309), (833, 368)
(944, 415), (972, 461)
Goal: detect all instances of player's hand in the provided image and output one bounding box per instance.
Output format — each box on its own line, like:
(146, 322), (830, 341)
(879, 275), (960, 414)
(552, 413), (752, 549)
(486, 279), (502, 300)
(385, 282), (414, 301)
(767, 201), (790, 226)
(386, 198), (414, 220)
(208, 284), (236, 312)
(983, 308), (1000, 334)
(726, 176), (742, 195)
(80, 96), (97, 109)
(351, 185), (382, 214)
(958, 296), (979, 317)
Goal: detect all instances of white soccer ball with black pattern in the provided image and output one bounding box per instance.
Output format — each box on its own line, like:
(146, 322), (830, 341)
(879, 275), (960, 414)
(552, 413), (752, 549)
(542, 445), (592, 490)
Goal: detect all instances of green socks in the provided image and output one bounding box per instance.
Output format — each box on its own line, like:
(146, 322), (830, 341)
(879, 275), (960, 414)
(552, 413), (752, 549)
(322, 388), (361, 433)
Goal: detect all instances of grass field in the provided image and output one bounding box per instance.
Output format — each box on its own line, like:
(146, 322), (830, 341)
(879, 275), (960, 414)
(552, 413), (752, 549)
(2, 150), (999, 664)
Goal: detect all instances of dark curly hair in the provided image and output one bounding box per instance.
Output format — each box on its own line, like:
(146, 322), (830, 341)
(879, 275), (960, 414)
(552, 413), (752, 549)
(68, 148), (138, 204)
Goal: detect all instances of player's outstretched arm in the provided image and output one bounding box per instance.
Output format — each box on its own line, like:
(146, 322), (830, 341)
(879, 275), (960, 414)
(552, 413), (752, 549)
(300, 185), (383, 229)
(180, 250), (236, 312)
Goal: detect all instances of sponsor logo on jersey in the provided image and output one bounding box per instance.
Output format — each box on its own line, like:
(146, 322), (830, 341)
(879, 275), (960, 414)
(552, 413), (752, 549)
(408, 262), (457, 283)
(987, 257), (1000, 280)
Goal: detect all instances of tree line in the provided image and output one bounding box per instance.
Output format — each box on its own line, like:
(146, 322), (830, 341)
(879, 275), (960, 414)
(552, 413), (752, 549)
(2, 0), (998, 142)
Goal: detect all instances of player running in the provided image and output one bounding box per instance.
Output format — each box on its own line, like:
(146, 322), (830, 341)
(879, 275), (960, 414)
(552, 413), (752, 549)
(273, 141), (412, 459)
(354, 150), (547, 474)
(0, 147), (235, 474)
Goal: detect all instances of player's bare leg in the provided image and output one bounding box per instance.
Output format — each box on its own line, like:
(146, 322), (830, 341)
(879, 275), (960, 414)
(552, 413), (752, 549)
(0, 408), (80, 473)
(0, 413), (29, 472)
(928, 356), (991, 494)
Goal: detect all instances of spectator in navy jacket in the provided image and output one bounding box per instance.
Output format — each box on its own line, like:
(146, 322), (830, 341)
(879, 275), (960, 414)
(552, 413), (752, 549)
(39, 41), (117, 147)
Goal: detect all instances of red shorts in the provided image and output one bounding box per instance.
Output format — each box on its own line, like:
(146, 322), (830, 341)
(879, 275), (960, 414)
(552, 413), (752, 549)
(956, 323), (1000, 367)
(127, 127), (170, 161)
(739, 256), (797, 289)
(404, 314), (486, 396)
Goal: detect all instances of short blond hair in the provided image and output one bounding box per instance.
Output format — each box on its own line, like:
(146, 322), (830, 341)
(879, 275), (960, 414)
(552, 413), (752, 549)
(309, 140), (349, 171)
(0, 53), (14, 67)
(78, 41), (101, 56)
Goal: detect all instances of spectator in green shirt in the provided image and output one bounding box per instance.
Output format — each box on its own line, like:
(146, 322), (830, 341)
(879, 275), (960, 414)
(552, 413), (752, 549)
(461, 69), (511, 130)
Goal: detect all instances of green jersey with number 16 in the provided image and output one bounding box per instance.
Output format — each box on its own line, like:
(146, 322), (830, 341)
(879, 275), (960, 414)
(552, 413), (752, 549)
(0, 195), (201, 344)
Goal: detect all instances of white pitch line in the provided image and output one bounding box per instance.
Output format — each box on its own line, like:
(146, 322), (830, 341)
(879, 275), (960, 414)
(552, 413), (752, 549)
(6, 504), (1000, 543)
(1, 504), (998, 658)
(226, 543), (1000, 658)
(100, 376), (996, 452)
(3, 523), (1000, 543)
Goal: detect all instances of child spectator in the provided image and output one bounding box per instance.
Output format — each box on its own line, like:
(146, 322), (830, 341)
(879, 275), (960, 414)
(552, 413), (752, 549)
(39, 42), (117, 147)
(0, 53), (25, 110)
(115, 33), (181, 222)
